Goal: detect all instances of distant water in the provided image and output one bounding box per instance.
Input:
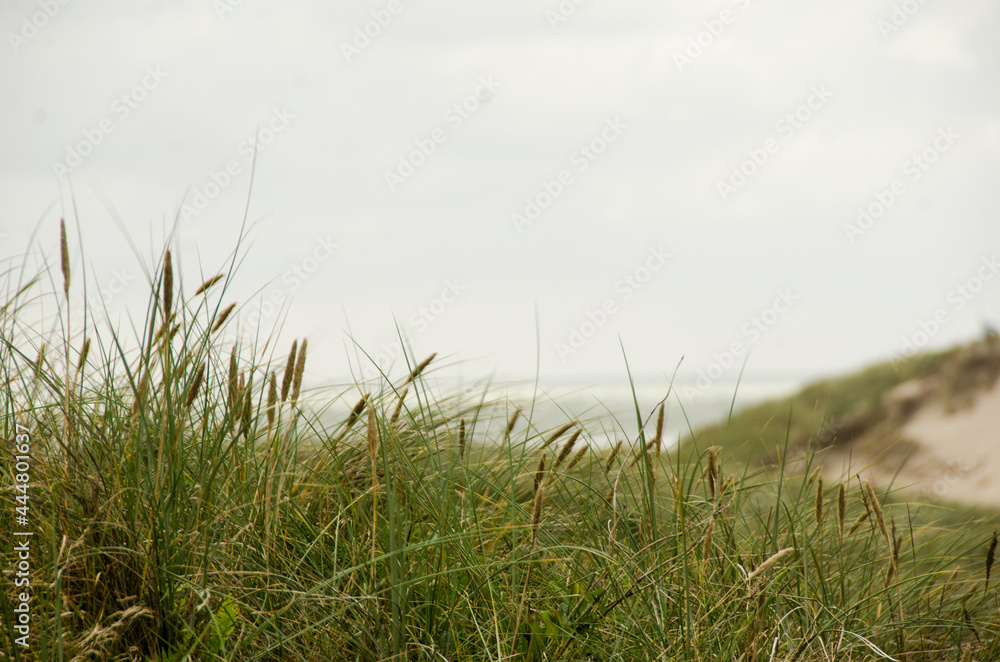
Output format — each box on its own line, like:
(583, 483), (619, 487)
(312, 377), (802, 450)
(485, 379), (802, 448)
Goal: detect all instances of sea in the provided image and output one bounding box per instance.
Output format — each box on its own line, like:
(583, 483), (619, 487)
(310, 376), (802, 450)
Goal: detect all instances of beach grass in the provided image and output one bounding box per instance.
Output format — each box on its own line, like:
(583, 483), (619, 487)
(2, 229), (999, 661)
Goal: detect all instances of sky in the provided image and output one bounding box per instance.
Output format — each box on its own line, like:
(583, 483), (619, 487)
(1, 0), (998, 399)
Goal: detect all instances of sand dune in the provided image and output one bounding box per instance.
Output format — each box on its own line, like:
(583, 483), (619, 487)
(820, 340), (1000, 506)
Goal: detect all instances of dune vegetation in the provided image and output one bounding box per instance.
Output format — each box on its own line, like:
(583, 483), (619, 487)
(2, 224), (999, 661)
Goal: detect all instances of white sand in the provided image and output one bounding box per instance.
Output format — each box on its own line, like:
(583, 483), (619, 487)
(896, 379), (1000, 505)
(823, 379), (1000, 506)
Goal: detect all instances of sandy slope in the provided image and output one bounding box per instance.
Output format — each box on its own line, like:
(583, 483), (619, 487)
(895, 380), (1000, 504)
(821, 340), (1000, 506)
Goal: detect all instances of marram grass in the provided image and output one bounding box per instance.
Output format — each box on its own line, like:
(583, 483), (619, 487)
(2, 230), (1000, 661)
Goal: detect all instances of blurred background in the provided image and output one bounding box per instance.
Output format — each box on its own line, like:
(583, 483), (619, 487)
(2, 0), (997, 441)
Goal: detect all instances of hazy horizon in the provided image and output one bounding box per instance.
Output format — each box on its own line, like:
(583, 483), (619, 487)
(3, 0), (997, 392)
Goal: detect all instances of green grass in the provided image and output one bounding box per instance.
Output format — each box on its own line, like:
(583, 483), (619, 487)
(2, 229), (1000, 661)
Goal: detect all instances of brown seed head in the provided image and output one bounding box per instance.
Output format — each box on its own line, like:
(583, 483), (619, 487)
(705, 447), (720, 499)
(211, 303), (236, 334)
(653, 403), (665, 454)
(542, 421), (576, 449)
(195, 274), (224, 296)
(390, 386), (409, 427)
(604, 439), (623, 474)
(554, 429), (581, 470)
(533, 454), (547, 494)
(815, 476), (824, 526)
(290, 338), (307, 405)
(702, 517), (715, 561)
(630, 438), (657, 468)
(59, 218), (70, 297)
(567, 445), (588, 471)
(885, 532), (901, 587)
(345, 395), (367, 430)
(863, 481), (889, 547)
(131, 371), (148, 422)
(503, 407), (521, 443)
(848, 510), (870, 536)
(266, 372), (277, 430)
(405, 352), (437, 384)
(76, 338), (91, 374)
(162, 251), (173, 321)
(458, 418), (466, 460)
(530, 480), (546, 551)
(34, 342), (46, 379)
(280, 340), (297, 402)
(185, 363), (206, 409)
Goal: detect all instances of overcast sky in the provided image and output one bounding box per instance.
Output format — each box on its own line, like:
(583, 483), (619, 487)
(2, 0), (998, 394)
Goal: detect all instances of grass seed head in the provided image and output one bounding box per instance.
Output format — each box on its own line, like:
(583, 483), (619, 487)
(59, 218), (70, 297)
(848, 510), (871, 536)
(858, 477), (871, 512)
(290, 338), (307, 405)
(185, 363), (206, 409)
(543, 421), (576, 449)
(162, 250), (173, 321)
(195, 274), (224, 296)
(530, 482), (546, 550)
(864, 480), (890, 546)
(504, 407), (521, 442)
(604, 439), (623, 474)
(240, 373), (253, 440)
(653, 402), (665, 454)
(405, 352), (436, 384)
(885, 540), (900, 587)
(567, 445), (588, 471)
(280, 339), (297, 402)
(747, 548), (794, 582)
(266, 372), (277, 430)
(390, 386), (409, 427)
(705, 447), (720, 499)
(345, 395), (367, 431)
(815, 476), (824, 526)
(554, 429), (581, 470)
(458, 417), (466, 460)
(76, 338), (91, 374)
(211, 303), (236, 334)
(131, 371), (148, 424)
(534, 454), (547, 494)
(34, 342), (46, 379)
